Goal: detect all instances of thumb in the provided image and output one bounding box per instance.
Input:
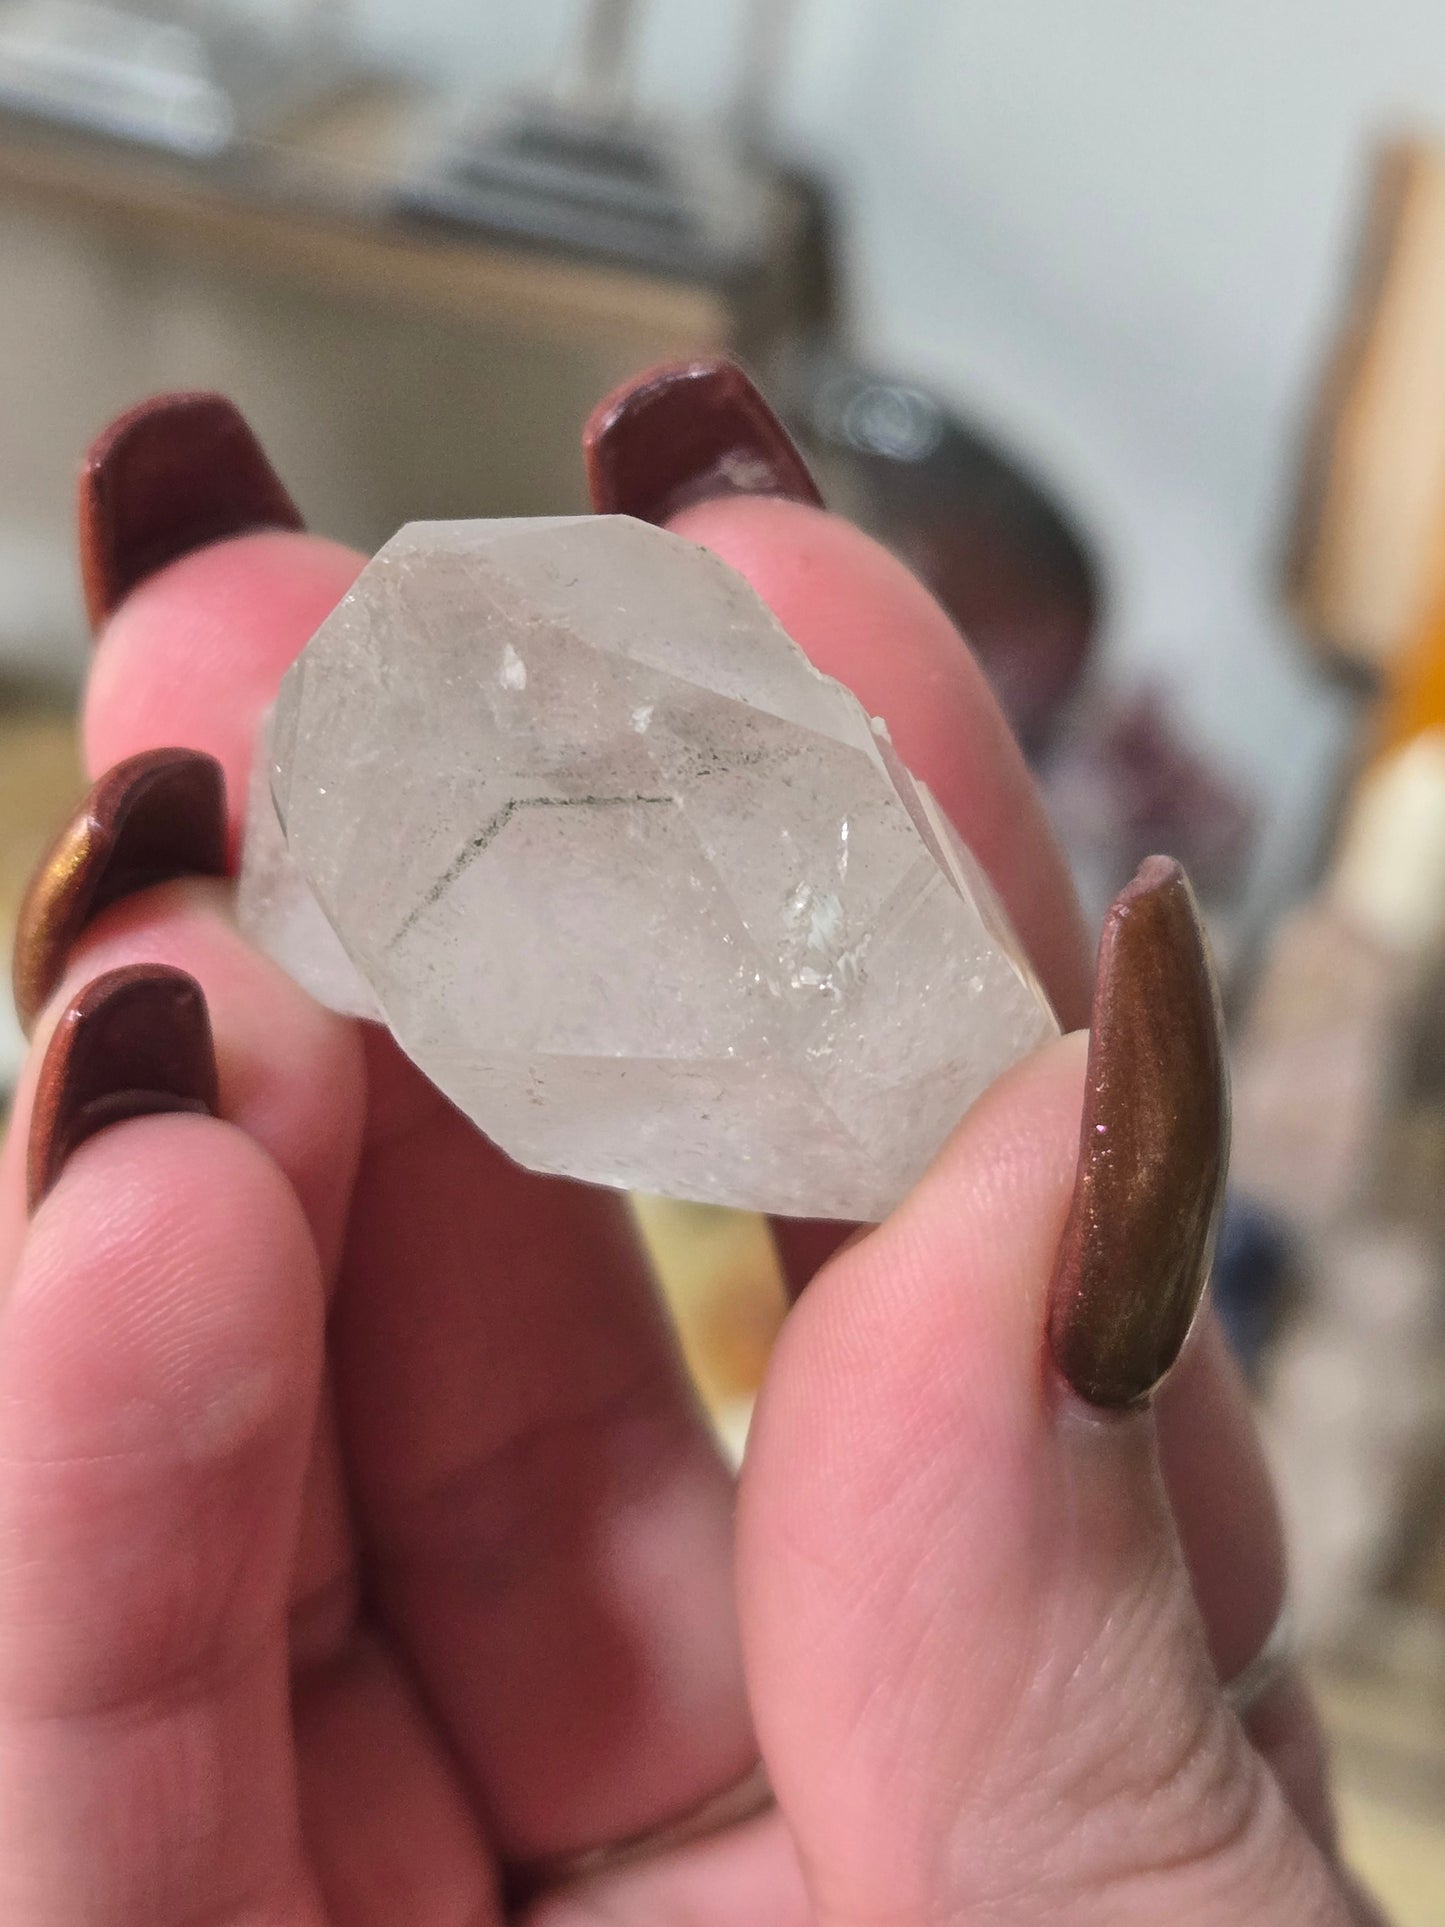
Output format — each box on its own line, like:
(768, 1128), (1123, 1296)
(737, 867), (1353, 1926)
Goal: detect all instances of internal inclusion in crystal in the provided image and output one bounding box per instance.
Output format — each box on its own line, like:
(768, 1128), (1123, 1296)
(237, 514), (1060, 1220)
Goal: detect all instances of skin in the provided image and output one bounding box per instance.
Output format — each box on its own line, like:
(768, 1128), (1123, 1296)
(0, 501), (1381, 1923)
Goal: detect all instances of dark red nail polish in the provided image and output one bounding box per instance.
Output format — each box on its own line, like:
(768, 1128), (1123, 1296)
(79, 393), (302, 630)
(28, 965), (219, 1211)
(583, 358), (823, 524)
(12, 750), (228, 1036)
(1048, 857), (1230, 1408)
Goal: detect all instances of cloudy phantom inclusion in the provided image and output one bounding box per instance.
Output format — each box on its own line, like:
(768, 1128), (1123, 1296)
(237, 515), (1059, 1220)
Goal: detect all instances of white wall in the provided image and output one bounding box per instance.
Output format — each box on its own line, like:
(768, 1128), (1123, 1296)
(349, 0), (1445, 912)
(799, 0), (1445, 912)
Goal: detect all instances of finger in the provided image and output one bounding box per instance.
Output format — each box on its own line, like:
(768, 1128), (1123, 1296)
(69, 398), (754, 1868)
(0, 931), (367, 1851)
(3, 973), (500, 1924)
(87, 530), (362, 821)
(294, 1629), (504, 1926)
(332, 1040), (753, 1871)
(1154, 1317), (1337, 1851)
(524, 1812), (810, 1927)
(44, 518), (372, 1637)
(5, 876), (365, 1281)
(0, 1013), (325, 1920)
(1050, 859), (1335, 1855)
(737, 1033), (1348, 1924)
(2, 769), (368, 1676)
(592, 362), (1326, 1840)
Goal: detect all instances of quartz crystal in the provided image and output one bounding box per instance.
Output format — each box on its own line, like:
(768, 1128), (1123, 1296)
(237, 515), (1059, 1220)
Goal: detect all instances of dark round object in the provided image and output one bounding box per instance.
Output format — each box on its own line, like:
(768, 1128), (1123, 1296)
(781, 353), (1102, 756)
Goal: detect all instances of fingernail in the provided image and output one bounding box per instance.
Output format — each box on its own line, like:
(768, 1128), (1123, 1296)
(79, 392), (302, 630)
(27, 964), (219, 1211)
(12, 750), (228, 1036)
(583, 358), (823, 524)
(1048, 857), (1230, 1409)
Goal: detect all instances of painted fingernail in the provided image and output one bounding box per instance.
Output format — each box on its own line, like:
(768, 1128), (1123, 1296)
(12, 750), (228, 1037)
(27, 964), (219, 1211)
(1048, 856), (1230, 1409)
(79, 392), (302, 630)
(583, 358), (823, 524)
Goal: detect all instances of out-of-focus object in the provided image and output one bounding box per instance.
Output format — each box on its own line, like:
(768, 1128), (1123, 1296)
(1368, 517), (1445, 768)
(0, 685), (80, 1098)
(1237, 714), (1445, 1650)
(0, 64), (826, 676)
(1230, 900), (1405, 1230)
(1332, 730), (1445, 954)
(0, 0), (352, 155)
(1254, 477), (1445, 1199)
(632, 1195), (785, 1461)
(1041, 685), (1255, 935)
(1262, 1223), (1443, 1644)
(1210, 1192), (1293, 1372)
(1320, 1627), (1445, 1927)
(1232, 732), (1445, 1231)
(1289, 137), (1445, 675)
(400, 0), (814, 292)
(780, 349), (1101, 754)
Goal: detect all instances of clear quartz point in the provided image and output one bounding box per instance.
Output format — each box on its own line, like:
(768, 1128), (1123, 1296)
(236, 515), (1059, 1220)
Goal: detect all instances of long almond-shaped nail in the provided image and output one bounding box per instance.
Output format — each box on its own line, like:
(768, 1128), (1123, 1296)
(28, 965), (219, 1210)
(79, 393), (302, 630)
(12, 749), (228, 1036)
(583, 358), (823, 524)
(1048, 856), (1229, 1408)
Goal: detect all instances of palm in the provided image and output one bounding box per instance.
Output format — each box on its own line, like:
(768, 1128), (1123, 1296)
(278, 1032), (765, 1919)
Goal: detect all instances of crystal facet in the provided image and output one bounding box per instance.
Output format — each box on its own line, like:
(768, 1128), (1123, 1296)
(237, 516), (1059, 1220)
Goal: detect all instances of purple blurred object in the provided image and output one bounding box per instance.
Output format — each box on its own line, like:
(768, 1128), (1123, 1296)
(1044, 684), (1257, 928)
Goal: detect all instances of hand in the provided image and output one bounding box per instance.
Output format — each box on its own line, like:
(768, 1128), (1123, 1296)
(0, 366), (1381, 1923)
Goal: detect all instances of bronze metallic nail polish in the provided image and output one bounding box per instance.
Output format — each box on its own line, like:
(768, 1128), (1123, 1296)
(1048, 856), (1230, 1409)
(583, 358), (824, 524)
(79, 392), (302, 630)
(12, 749), (228, 1036)
(27, 965), (219, 1210)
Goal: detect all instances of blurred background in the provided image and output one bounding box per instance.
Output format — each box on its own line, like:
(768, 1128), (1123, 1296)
(1, 0), (1445, 1911)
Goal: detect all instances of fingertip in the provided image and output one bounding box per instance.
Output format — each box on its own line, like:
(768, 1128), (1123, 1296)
(84, 529), (363, 819)
(666, 495), (960, 679)
(78, 390), (304, 629)
(11, 748), (229, 1039)
(6, 886), (366, 1273)
(12, 1109), (323, 1463)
